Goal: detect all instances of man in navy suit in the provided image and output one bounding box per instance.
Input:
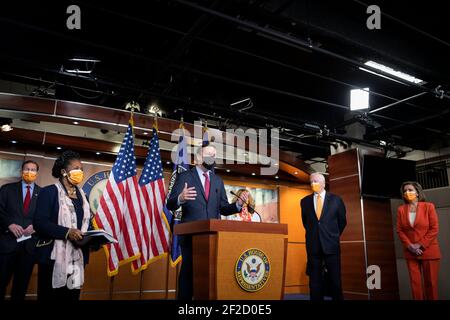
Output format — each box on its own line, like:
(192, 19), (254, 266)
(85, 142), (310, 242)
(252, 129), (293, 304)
(301, 172), (346, 300)
(167, 143), (248, 300)
(0, 160), (41, 300)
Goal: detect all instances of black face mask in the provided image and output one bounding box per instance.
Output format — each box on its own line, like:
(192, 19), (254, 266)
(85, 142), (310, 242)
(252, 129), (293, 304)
(202, 156), (216, 171)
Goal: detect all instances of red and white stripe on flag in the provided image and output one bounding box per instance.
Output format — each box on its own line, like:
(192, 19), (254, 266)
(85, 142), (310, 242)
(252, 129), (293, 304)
(132, 128), (170, 273)
(94, 123), (143, 276)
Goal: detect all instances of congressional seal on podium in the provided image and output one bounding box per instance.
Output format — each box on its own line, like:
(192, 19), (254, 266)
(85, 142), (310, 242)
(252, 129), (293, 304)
(235, 248), (270, 292)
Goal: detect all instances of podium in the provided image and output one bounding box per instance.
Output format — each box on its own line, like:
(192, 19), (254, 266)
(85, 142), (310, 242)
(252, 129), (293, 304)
(174, 219), (288, 300)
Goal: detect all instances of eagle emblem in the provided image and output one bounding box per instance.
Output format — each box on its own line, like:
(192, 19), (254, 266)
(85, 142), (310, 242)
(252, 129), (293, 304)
(235, 248), (270, 292)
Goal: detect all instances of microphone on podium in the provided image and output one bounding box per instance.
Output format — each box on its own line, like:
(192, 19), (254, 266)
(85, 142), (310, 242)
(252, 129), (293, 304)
(229, 190), (262, 222)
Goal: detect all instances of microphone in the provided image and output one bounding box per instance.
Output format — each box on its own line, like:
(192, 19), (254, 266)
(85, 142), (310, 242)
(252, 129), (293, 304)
(230, 190), (262, 222)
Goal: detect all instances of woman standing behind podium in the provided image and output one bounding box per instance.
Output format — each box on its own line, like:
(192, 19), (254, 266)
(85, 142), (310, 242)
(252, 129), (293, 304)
(34, 150), (91, 300)
(397, 181), (441, 300)
(225, 189), (261, 222)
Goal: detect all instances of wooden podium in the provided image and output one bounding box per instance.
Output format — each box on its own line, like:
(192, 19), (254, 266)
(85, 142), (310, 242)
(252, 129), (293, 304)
(174, 219), (288, 300)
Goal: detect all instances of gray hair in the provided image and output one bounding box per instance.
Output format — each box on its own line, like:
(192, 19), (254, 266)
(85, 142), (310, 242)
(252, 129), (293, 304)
(310, 172), (326, 182)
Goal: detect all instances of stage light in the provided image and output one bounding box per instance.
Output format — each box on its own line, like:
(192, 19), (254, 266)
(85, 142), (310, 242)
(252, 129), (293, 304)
(57, 147), (62, 150)
(360, 61), (425, 85)
(166, 161), (171, 165)
(350, 88), (370, 111)
(294, 171), (298, 175)
(143, 132), (149, 135)
(96, 152), (101, 155)
(275, 176), (279, 179)
(73, 121), (79, 125)
(252, 173), (256, 176)
(226, 169), (231, 173)
(11, 140), (17, 144)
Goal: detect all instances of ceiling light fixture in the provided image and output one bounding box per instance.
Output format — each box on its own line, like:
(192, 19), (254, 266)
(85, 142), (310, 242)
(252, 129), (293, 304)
(350, 88), (370, 111)
(0, 118), (13, 132)
(69, 58), (101, 63)
(360, 61), (425, 85)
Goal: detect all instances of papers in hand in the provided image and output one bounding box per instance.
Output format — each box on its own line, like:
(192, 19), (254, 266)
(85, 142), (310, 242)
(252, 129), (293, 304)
(17, 235), (32, 243)
(75, 229), (118, 247)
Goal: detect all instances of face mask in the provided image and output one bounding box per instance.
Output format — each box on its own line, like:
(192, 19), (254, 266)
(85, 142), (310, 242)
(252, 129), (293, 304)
(311, 182), (321, 193)
(22, 171), (37, 184)
(404, 191), (417, 202)
(202, 156), (216, 171)
(66, 169), (84, 185)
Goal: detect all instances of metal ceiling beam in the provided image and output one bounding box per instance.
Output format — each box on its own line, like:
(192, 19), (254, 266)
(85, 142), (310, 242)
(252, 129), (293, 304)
(174, 0), (447, 98)
(369, 92), (427, 114)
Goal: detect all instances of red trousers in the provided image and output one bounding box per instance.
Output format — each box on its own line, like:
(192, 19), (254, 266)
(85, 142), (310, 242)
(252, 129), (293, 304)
(406, 259), (440, 300)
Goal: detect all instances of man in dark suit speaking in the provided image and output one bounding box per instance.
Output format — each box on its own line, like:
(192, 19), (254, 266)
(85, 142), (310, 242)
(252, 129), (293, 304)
(0, 160), (41, 300)
(301, 172), (346, 300)
(167, 142), (248, 300)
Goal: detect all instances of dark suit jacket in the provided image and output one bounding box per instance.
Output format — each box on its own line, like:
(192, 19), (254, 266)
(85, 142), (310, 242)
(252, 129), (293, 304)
(301, 192), (346, 255)
(166, 167), (238, 222)
(0, 181), (40, 254)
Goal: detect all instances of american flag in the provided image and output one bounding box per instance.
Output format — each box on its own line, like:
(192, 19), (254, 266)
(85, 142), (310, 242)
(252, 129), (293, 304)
(132, 128), (170, 272)
(94, 122), (143, 276)
(164, 123), (189, 266)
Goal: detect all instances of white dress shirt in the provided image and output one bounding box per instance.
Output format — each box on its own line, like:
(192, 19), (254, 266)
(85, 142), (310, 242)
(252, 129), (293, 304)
(408, 210), (416, 227)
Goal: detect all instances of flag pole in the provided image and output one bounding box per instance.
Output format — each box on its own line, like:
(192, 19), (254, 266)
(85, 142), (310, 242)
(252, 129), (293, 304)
(175, 263), (180, 299)
(165, 255), (171, 299)
(109, 276), (115, 300)
(139, 270), (144, 300)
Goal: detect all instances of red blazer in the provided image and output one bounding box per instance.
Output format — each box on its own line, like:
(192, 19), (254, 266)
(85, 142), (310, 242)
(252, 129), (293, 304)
(397, 201), (441, 260)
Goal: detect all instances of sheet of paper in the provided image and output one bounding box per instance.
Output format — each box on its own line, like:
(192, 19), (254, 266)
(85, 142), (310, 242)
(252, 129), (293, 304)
(16, 235), (32, 243)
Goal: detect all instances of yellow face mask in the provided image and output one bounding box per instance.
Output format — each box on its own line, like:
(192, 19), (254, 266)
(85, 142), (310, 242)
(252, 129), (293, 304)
(67, 169), (84, 185)
(404, 191), (417, 202)
(311, 182), (322, 193)
(22, 171), (37, 184)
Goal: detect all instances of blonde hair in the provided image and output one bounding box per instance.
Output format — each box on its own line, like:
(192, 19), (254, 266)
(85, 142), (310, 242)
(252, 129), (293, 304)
(231, 189), (255, 212)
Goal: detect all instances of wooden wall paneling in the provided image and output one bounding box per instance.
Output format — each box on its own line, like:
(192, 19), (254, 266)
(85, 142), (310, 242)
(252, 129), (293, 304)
(340, 242), (367, 294)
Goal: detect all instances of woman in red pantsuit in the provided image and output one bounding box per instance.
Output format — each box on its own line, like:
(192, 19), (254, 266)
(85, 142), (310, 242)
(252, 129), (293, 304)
(397, 181), (441, 300)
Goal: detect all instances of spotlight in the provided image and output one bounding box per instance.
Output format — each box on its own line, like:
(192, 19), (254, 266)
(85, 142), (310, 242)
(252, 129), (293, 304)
(350, 88), (370, 111)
